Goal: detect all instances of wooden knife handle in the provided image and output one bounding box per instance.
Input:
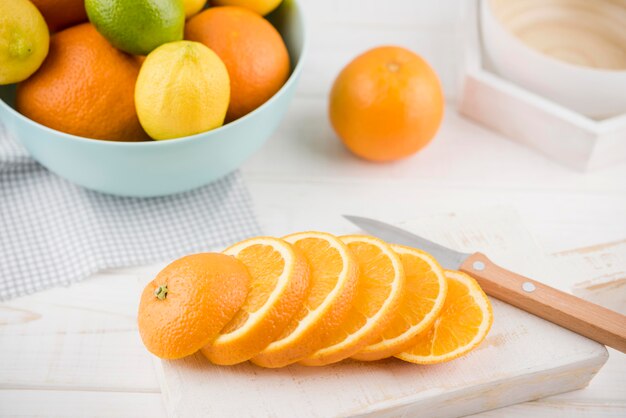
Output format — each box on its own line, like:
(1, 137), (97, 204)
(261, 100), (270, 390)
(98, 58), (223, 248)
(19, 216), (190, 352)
(460, 252), (626, 353)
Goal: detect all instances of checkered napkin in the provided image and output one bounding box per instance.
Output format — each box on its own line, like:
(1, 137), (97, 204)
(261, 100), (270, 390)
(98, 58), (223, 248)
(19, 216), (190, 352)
(0, 124), (261, 301)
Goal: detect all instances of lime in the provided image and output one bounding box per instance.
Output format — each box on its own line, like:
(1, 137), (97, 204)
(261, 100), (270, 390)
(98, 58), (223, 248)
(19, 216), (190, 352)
(0, 0), (49, 85)
(183, 0), (207, 18)
(85, 0), (184, 56)
(135, 41), (230, 140)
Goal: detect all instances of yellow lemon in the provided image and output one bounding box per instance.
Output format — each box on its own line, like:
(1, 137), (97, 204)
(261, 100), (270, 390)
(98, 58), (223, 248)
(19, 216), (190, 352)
(0, 0), (49, 85)
(183, 0), (207, 18)
(212, 0), (283, 16)
(135, 41), (230, 140)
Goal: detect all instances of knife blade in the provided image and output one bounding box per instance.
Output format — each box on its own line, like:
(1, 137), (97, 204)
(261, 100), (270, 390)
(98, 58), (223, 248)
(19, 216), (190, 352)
(343, 215), (626, 353)
(342, 215), (471, 270)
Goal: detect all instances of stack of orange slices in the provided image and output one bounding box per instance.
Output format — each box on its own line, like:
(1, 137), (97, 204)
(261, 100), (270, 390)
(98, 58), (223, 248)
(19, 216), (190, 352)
(138, 232), (493, 367)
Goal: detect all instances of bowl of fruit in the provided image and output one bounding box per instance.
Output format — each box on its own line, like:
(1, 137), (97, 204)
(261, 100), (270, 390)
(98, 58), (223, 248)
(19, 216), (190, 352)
(0, 0), (306, 197)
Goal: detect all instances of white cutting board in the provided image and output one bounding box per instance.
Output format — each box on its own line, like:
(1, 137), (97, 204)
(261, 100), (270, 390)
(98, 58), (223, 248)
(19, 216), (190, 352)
(155, 208), (608, 418)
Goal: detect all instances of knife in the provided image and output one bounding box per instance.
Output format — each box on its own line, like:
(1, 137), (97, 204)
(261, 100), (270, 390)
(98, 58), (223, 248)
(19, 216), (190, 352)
(343, 215), (626, 353)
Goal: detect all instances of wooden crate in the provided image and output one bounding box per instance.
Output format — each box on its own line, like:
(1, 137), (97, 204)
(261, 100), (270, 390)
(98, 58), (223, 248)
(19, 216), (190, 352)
(458, 0), (626, 172)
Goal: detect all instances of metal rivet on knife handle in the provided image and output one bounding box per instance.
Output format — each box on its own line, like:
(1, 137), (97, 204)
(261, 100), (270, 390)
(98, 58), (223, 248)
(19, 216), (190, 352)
(472, 261), (485, 271)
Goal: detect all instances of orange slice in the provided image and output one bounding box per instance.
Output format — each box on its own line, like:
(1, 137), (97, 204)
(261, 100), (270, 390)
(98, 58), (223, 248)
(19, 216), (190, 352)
(352, 244), (447, 361)
(300, 235), (405, 366)
(396, 270), (493, 364)
(202, 237), (309, 365)
(251, 232), (359, 368)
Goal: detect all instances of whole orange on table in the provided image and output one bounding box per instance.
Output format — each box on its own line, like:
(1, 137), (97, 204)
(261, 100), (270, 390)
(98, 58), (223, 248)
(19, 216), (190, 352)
(329, 46), (444, 162)
(137, 231), (493, 367)
(185, 6), (291, 122)
(16, 23), (147, 141)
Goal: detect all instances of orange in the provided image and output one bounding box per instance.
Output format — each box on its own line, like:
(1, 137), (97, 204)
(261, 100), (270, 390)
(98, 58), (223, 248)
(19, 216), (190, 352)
(185, 6), (290, 122)
(251, 232), (359, 368)
(396, 270), (493, 364)
(30, 0), (88, 33)
(300, 235), (405, 366)
(202, 237), (309, 365)
(137, 253), (250, 360)
(329, 46), (444, 162)
(352, 245), (447, 361)
(16, 24), (148, 142)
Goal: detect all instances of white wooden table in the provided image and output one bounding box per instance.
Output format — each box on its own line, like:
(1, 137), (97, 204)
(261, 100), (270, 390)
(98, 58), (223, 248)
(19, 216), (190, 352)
(2, 1), (626, 416)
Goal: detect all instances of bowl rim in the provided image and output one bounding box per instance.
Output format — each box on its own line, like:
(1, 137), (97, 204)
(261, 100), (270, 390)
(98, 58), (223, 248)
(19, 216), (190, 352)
(0, 0), (309, 149)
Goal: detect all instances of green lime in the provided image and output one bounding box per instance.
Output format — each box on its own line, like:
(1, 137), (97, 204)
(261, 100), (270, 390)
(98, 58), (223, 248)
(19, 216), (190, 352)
(85, 0), (185, 56)
(0, 0), (49, 85)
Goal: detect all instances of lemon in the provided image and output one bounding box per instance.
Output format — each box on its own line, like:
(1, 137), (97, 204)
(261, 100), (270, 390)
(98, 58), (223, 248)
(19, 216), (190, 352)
(212, 0), (283, 16)
(85, 0), (184, 56)
(183, 0), (207, 18)
(135, 41), (230, 140)
(0, 0), (49, 85)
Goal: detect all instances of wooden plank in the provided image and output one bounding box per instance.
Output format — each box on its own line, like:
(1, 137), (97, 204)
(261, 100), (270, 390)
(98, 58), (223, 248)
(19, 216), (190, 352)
(156, 208), (608, 418)
(245, 180), (626, 258)
(544, 348), (626, 403)
(471, 401), (626, 418)
(0, 390), (165, 418)
(554, 239), (626, 315)
(0, 269), (162, 392)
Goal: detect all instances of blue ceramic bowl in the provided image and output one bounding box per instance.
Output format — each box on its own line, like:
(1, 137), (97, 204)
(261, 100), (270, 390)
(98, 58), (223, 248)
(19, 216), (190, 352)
(0, 0), (306, 197)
